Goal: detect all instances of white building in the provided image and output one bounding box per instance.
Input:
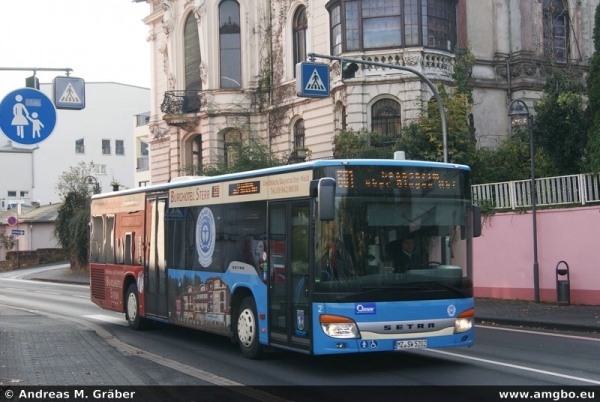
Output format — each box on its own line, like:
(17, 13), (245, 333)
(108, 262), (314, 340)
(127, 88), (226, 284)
(135, 0), (596, 184)
(0, 82), (150, 205)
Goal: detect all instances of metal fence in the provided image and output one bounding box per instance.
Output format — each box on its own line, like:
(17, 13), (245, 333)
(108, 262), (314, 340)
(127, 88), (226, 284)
(472, 173), (600, 209)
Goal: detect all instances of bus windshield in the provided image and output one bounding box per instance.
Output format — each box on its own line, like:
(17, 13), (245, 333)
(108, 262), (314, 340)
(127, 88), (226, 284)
(314, 165), (473, 302)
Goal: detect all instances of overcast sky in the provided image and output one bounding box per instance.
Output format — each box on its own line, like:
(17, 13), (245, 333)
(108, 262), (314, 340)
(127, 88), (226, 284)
(0, 0), (151, 100)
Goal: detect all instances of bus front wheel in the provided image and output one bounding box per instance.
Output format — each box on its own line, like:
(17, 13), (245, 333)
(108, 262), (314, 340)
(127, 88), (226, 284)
(126, 284), (148, 330)
(236, 297), (262, 359)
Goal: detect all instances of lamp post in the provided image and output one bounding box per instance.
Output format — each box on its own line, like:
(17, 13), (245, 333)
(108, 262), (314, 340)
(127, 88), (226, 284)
(85, 175), (100, 195)
(507, 99), (540, 303)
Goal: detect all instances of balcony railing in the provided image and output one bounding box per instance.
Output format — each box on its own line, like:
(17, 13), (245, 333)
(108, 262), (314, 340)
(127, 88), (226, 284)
(160, 90), (201, 115)
(472, 173), (600, 209)
(137, 156), (149, 171)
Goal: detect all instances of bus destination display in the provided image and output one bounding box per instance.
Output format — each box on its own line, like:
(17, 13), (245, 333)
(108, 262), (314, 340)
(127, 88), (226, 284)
(229, 181), (261, 196)
(335, 168), (459, 192)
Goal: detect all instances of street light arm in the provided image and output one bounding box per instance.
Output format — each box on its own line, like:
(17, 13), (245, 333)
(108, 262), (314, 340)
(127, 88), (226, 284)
(308, 52), (448, 163)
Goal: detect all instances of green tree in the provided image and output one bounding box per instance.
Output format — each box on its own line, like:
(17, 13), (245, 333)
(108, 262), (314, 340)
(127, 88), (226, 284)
(182, 132), (286, 176)
(586, 3), (600, 173)
(54, 161), (98, 271)
(533, 71), (588, 174)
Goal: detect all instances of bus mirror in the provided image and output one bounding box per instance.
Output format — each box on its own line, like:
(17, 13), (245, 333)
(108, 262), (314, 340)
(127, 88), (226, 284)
(318, 178), (336, 221)
(472, 204), (482, 238)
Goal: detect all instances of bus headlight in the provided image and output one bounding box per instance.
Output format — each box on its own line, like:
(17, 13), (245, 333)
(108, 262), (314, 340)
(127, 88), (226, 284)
(454, 308), (474, 333)
(320, 314), (360, 339)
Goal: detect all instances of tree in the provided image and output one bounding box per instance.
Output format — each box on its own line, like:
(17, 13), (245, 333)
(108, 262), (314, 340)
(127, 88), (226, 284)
(534, 71), (588, 174)
(54, 161), (97, 271)
(182, 132), (286, 176)
(587, 3), (600, 173)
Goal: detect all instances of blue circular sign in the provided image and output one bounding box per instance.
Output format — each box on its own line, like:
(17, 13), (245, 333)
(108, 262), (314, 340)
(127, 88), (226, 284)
(0, 88), (57, 145)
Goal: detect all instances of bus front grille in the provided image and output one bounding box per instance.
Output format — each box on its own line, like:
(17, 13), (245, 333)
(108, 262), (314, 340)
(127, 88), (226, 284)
(90, 268), (105, 300)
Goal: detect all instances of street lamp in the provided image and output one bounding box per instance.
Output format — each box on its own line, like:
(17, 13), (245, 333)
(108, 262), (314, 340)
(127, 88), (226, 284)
(507, 99), (539, 303)
(85, 175), (100, 195)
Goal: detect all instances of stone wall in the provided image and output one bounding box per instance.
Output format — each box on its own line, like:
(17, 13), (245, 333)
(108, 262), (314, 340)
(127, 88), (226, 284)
(0, 248), (67, 270)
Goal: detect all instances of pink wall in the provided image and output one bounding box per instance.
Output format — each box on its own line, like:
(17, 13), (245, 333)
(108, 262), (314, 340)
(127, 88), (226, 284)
(474, 206), (600, 305)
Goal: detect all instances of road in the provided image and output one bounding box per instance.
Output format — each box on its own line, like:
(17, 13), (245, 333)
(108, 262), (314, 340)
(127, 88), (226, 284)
(1, 266), (599, 392)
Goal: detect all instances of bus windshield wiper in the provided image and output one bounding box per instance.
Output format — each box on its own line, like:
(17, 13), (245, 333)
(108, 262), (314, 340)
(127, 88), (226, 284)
(335, 286), (426, 301)
(430, 281), (468, 297)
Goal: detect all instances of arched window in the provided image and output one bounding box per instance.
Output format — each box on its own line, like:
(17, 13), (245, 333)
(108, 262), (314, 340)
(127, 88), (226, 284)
(224, 129), (242, 167)
(191, 135), (202, 172)
(294, 119), (305, 149)
(327, 0), (457, 55)
(293, 6), (308, 76)
(184, 13), (202, 91)
(543, 0), (569, 62)
(371, 99), (401, 137)
(219, 0), (241, 88)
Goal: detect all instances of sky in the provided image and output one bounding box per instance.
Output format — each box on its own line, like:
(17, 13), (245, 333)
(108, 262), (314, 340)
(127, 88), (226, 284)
(0, 0), (151, 99)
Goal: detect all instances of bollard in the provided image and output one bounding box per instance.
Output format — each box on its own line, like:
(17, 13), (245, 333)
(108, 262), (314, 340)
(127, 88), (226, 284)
(556, 261), (570, 305)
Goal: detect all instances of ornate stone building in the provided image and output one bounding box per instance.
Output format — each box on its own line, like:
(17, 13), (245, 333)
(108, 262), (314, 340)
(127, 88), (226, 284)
(136, 0), (598, 184)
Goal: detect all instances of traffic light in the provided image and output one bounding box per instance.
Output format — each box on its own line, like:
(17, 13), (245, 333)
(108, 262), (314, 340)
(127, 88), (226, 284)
(26, 75), (40, 89)
(342, 62), (359, 79)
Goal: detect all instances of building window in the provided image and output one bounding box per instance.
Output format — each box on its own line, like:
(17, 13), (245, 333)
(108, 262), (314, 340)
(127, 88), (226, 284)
(141, 140), (148, 156)
(219, 0), (242, 88)
(93, 164), (107, 175)
(543, 0), (568, 62)
(371, 98), (401, 137)
(328, 0), (457, 55)
(185, 12), (202, 91)
(20, 191), (29, 198)
(7, 191), (17, 198)
(115, 140), (125, 155)
(102, 139), (111, 155)
(224, 129), (242, 167)
(75, 138), (85, 154)
(191, 135), (202, 171)
(293, 6), (308, 76)
(294, 119), (305, 149)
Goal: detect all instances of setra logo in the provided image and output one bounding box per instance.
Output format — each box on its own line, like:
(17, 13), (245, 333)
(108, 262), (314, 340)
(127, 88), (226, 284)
(355, 302), (376, 314)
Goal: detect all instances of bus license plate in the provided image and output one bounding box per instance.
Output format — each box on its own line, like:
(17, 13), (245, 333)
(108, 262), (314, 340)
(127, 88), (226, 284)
(395, 340), (427, 349)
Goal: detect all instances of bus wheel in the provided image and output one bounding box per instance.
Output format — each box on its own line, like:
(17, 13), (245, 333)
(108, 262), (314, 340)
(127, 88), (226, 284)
(126, 284), (148, 330)
(236, 297), (262, 359)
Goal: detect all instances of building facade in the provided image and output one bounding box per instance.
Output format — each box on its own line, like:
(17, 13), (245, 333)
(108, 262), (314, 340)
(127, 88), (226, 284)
(137, 0), (598, 184)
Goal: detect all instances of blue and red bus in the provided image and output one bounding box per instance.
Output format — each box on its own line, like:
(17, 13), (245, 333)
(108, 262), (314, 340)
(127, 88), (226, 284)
(89, 158), (481, 358)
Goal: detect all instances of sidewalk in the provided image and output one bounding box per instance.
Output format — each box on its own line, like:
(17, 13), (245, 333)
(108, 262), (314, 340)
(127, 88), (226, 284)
(22, 266), (600, 333)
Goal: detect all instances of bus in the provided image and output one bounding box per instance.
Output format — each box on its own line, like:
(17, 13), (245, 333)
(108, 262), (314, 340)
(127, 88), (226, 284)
(89, 158), (481, 359)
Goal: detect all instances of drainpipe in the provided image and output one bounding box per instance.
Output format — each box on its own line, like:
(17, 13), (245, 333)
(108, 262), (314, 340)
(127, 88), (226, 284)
(506, 0), (512, 100)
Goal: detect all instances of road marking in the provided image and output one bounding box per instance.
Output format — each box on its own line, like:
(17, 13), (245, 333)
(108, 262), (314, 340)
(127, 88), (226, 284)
(476, 324), (600, 342)
(34, 291), (61, 295)
(425, 349), (600, 385)
(83, 314), (129, 327)
(72, 295), (90, 299)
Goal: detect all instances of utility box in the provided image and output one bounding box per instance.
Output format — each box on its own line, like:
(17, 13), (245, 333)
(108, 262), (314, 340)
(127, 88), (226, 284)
(556, 261), (570, 305)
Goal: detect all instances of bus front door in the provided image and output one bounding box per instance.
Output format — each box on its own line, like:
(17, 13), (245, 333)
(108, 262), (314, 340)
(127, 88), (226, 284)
(268, 201), (311, 353)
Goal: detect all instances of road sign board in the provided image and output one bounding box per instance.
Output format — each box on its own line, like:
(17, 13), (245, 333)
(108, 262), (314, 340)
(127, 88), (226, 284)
(11, 229), (25, 236)
(0, 88), (57, 145)
(296, 62), (330, 98)
(53, 76), (85, 110)
(7, 215), (17, 226)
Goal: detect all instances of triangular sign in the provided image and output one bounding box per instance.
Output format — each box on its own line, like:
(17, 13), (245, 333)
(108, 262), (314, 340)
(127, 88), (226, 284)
(305, 69), (326, 92)
(59, 83), (82, 104)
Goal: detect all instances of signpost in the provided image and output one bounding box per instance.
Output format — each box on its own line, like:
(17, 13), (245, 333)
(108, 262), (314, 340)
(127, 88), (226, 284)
(0, 88), (57, 145)
(53, 76), (85, 110)
(296, 62), (330, 98)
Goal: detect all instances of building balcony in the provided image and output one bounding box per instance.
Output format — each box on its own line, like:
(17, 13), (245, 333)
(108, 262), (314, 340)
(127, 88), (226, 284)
(137, 156), (149, 171)
(161, 90), (201, 130)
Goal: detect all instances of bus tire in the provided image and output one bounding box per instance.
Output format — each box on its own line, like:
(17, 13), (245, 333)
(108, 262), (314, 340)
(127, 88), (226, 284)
(126, 283), (148, 330)
(236, 297), (262, 359)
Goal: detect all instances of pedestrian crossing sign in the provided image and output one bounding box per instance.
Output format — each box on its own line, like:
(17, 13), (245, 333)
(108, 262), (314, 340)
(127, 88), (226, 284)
(53, 76), (86, 110)
(296, 62), (330, 98)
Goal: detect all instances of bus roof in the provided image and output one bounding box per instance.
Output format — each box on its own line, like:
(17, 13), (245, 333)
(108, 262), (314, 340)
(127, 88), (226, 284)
(91, 159), (471, 200)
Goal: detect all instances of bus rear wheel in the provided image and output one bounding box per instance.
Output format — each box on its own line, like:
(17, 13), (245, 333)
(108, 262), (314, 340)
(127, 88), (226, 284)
(236, 297), (262, 359)
(126, 284), (148, 330)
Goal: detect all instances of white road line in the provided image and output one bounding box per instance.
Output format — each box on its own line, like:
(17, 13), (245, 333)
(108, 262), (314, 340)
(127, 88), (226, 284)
(72, 295), (90, 299)
(33, 291), (61, 295)
(476, 324), (600, 342)
(83, 314), (129, 327)
(425, 349), (600, 385)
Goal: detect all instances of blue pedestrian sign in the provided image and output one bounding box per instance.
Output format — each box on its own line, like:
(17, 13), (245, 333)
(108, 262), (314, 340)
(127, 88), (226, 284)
(53, 76), (85, 110)
(296, 62), (330, 98)
(0, 88), (57, 145)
